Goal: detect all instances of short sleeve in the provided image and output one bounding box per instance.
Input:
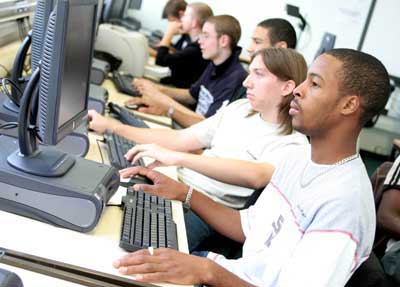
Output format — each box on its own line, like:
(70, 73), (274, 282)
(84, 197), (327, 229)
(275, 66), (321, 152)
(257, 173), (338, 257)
(186, 106), (226, 147)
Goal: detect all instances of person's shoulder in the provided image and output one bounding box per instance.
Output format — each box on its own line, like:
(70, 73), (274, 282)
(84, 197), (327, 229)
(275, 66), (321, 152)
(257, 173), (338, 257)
(214, 98), (251, 118)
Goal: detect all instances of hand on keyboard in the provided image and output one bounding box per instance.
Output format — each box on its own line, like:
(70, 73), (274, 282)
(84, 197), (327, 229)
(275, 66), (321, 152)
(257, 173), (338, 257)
(119, 166), (189, 202)
(124, 143), (181, 169)
(113, 248), (207, 285)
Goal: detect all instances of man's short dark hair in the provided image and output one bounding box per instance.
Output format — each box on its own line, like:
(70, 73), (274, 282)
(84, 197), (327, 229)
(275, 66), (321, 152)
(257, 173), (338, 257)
(325, 48), (390, 126)
(162, 0), (187, 19)
(206, 15), (241, 50)
(257, 18), (297, 49)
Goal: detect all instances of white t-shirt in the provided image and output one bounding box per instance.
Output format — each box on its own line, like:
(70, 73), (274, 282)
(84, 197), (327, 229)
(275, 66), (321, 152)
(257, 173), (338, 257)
(178, 99), (308, 208)
(208, 145), (376, 286)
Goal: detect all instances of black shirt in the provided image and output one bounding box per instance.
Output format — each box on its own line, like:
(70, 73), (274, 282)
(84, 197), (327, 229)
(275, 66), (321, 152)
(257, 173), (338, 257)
(189, 47), (248, 117)
(156, 37), (208, 88)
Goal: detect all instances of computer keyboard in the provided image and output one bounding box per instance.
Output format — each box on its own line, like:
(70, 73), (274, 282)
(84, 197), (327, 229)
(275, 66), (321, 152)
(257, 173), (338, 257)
(108, 102), (149, 128)
(112, 71), (141, 97)
(119, 187), (179, 252)
(103, 130), (145, 170)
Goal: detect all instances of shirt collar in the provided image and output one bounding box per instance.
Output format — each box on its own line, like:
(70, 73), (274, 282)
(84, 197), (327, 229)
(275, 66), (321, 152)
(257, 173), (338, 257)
(211, 46), (242, 78)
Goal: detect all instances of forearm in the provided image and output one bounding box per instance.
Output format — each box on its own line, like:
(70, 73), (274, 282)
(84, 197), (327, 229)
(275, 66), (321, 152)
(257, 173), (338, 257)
(171, 106), (205, 128)
(203, 259), (256, 287)
(159, 86), (195, 105)
(189, 190), (245, 243)
(378, 211), (400, 240)
(112, 124), (196, 151)
(177, 154), (274, 189)
(377, 189), (400, 240)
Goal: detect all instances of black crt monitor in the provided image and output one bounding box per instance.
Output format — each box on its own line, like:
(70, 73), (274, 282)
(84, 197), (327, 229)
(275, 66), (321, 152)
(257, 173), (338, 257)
(7, 0), (98, 177)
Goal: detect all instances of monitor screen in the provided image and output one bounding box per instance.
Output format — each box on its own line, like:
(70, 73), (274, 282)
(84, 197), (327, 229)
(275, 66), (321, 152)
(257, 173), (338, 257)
(102, 0), (126, 22)
(58, 5), (94, 128)
(128, 0), (141, 10)
(38, 0), (97, 145)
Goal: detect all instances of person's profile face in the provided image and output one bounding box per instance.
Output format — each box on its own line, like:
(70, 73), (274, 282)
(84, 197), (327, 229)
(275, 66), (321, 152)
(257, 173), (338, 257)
(180, 6), (194, 33)
(243, 54), (290, 113)
(290, 54), (343, 136)
(247, 26), (272, 57)
(198, 22), (220, 60)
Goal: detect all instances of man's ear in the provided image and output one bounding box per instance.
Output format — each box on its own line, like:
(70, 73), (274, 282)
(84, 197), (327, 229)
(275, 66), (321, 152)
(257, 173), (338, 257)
(219, 34), (231, 49)
(341, 95), (360, 116)
(273, 41), (288, 49)
(282, 80), (296, 97)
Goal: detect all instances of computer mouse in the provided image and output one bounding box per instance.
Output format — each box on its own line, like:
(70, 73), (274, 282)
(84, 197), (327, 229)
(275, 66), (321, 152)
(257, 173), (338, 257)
(124, 102), (148, 110)
(0, 268), (23, 287)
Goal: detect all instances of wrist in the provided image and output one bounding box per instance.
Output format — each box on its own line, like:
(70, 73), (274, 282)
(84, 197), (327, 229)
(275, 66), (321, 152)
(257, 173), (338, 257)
(183, 185), (194, 212)
(111, 122), (125, 133)
(201, 258), (218, 285)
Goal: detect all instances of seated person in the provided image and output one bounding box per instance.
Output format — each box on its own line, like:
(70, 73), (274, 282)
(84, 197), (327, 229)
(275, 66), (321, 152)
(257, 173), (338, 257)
(230, 18), (298, 102)
(126, 15), (248, 128)
(149, 0), (188, 57)
(90, 47), (309, 251)
(156, 2), (213, 88)
(112, 49), (391, 286)
(372, 156), (400, 257)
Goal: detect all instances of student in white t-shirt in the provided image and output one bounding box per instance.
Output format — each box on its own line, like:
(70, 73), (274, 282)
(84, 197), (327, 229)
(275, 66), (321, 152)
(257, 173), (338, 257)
(112, 49), (391, 286)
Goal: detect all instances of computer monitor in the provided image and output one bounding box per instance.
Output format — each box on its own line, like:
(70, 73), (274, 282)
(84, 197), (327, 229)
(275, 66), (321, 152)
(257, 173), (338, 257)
(102, 0), (126, 23)
(128, 0), (142, 10)
(7, 0), (98, 177)
(314, 32), (336, 59)
(31, 0), (55, 72)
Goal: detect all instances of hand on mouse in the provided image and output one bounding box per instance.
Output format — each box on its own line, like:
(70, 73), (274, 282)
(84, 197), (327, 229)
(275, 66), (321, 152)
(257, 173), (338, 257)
(119, 166), (188, 202)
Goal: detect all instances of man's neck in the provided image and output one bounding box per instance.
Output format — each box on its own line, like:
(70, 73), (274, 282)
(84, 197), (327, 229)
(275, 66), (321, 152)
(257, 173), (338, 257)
(310, 128), (360, 164)
(189, 28), (201, 42)
(212, 49), (233, 66)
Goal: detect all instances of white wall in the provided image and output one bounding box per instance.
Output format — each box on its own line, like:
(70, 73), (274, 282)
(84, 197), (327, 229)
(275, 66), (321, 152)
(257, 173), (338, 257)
(128, 0), (373, 65)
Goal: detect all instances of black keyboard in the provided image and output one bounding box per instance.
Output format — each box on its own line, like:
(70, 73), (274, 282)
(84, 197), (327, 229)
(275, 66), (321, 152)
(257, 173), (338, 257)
(108, 102), (149, 129)
(112, 71), (141, 97)
(120, 187), (179, 252)
(104, 130), (145, 170)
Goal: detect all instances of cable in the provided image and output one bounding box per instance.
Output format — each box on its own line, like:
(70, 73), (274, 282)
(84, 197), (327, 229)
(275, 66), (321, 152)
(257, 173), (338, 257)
(0, 122), (18, 130)
(0, 64), (11, 77)
(1, 78), (23, 106)
(96, 138), (105, 164)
